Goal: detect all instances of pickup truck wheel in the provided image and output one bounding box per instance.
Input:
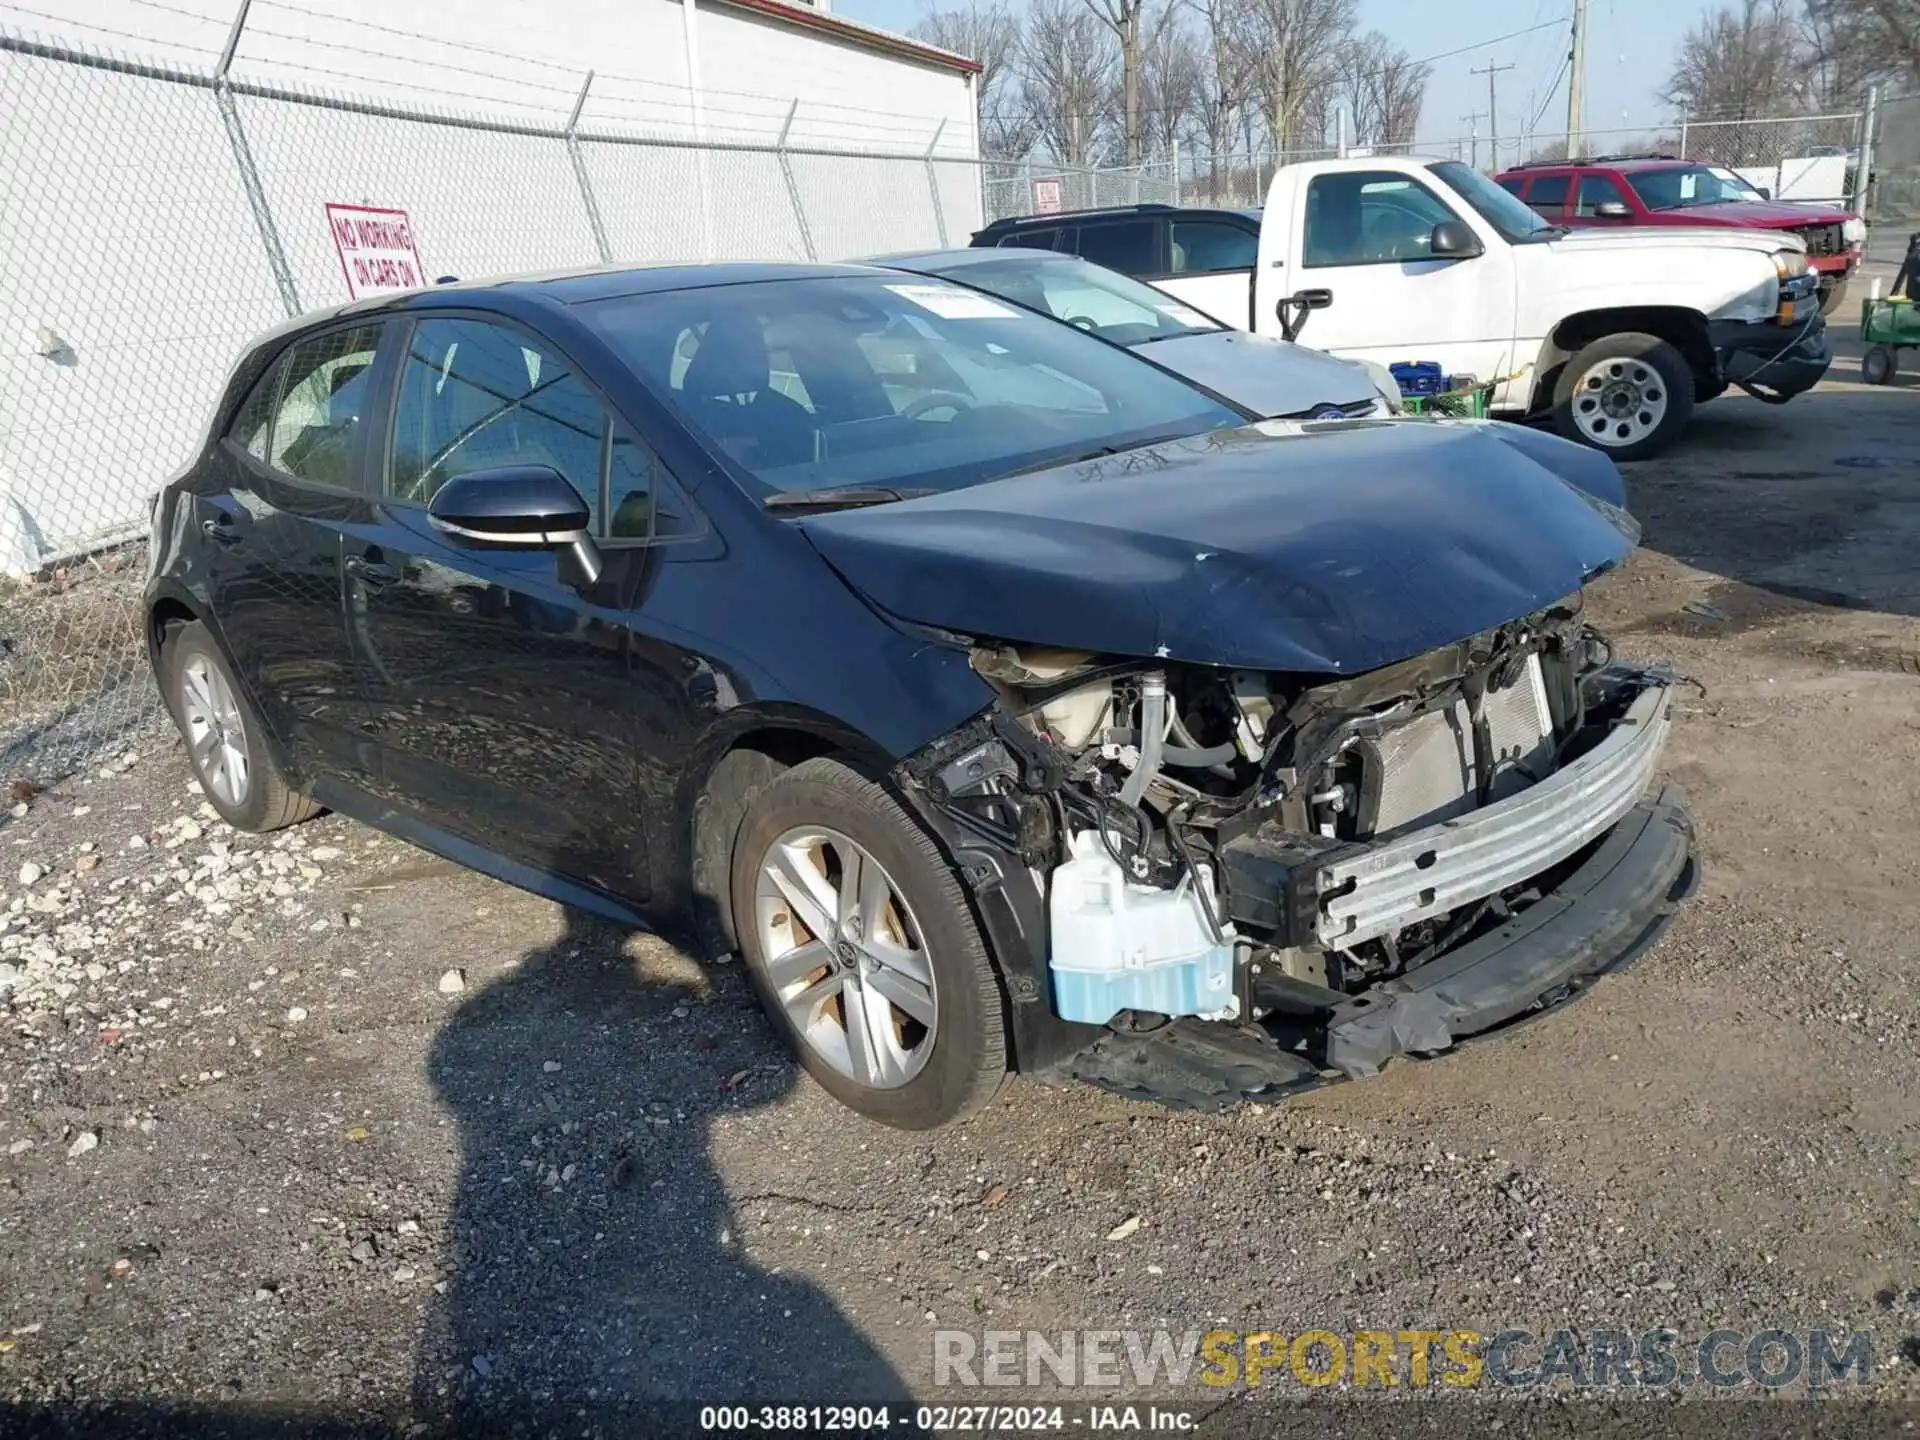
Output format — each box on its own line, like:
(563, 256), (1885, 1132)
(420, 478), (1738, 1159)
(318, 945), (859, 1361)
(1553, 333), (1695, 461)
(730, 757), (1009, 1130)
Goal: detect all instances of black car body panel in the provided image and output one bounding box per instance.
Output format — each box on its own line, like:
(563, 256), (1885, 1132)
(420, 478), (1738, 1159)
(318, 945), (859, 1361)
(145, 261), (1693, 1107)
(796, 419), (1636, 675)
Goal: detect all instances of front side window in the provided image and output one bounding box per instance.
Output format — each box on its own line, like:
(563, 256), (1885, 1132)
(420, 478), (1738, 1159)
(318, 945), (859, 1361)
(1073, 219), (1160, 275)
(390, 318), (604, 521)
(254, 325), (382, 488)
(1429, 160), (1560, 242)
(918, 256), (1221, 345)
(1522, 173), (1570, 216)
(584, 275), (1241, 499)
(1169, 220), (1258, 274)
(1575, 173), (1632, 217)
(1304, 172), (1464, 267)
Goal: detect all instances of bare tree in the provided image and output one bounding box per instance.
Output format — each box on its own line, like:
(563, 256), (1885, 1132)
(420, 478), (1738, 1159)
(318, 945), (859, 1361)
(914, 3), (1038, 158)
(1804, 0), (1920, 93)
(1665, 0), (1810, 119)
(1337, 30), (1429, 147)
(1241, 0), (1358, 152)
(1079, 0), (1154, 162)
(1139, 7), (1204, 158)
(1191, 0), (1259, 199)
(1021, 0), (1118, 165)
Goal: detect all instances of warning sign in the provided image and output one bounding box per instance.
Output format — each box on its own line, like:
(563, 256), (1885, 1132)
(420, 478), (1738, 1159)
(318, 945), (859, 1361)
(1033, 178), (1064, 215)
(325, 203), (425, 299)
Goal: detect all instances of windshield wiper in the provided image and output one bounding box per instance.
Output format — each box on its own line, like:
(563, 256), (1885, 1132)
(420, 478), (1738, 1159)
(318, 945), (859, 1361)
(763, 486), (935, 513)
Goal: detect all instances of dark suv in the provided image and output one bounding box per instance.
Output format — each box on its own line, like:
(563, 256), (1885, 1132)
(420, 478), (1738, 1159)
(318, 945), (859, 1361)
(972, 203), (1263, 328)
(1494, 156), (1865, 313)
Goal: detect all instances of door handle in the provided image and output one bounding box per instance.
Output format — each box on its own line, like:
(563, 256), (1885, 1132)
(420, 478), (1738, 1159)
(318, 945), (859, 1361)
(200, 516), (242, 546)
(345, 555), (401, 587)
(1292, 288), (1334, 309)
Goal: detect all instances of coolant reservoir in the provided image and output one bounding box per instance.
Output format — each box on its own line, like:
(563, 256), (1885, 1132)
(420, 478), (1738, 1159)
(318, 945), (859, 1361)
(1048, 829), (1236, 1025)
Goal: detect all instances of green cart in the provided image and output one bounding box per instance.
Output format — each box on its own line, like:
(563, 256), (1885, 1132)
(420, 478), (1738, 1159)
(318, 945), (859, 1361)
(1399, 384), (1493, 418)
(1860, 295), (1920, 384)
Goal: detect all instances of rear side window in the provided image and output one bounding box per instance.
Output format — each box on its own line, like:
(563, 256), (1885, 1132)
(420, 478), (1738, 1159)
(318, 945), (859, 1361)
(1073, 220), (1159, 276)
(1169, 220), (1257, 274)
(1523, 174), (1569, 215)
(999, 228), (1065, 252)
(1496, 176), (1525, 196)
(256, 325), (383, 489)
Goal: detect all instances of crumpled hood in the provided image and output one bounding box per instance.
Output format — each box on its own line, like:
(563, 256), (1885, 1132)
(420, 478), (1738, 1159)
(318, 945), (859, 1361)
(1133, 330), (1380, 416)
(797, 420), (1636, 675)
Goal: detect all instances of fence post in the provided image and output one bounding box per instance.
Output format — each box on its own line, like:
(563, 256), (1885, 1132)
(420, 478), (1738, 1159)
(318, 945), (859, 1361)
(566, 71), (615, 264)
(924, 118), (948, 247)
(213, 0), (300, 316)
(1856, 85), (1880, 216)
(777, 100), (817, 260)
(1677, 102), (1688, 160)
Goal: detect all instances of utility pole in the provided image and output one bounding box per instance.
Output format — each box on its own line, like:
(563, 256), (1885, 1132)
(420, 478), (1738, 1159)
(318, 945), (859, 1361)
(1460, 111), (1485, 169)
(1567, 0), (1589, 157)
(1472, 61), (1514, 170)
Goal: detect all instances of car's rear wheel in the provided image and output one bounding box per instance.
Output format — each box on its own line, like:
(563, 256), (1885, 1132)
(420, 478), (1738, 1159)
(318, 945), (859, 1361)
(730, 756), (1008, 1129)
(1553, 332), (1695, 461)
(159, 620), (319, 833)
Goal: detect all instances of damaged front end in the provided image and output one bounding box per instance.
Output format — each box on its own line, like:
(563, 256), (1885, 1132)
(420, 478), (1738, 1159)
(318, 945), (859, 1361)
(894, 597), (1698, 1108)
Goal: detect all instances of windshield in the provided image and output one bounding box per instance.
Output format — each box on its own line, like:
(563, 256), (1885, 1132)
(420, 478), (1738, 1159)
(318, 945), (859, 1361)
(584, 275), (1243, 498)
(1629, 165), (1765, 210)
(911, 252), (1223, 346)
(1429, 160), (1559, 241)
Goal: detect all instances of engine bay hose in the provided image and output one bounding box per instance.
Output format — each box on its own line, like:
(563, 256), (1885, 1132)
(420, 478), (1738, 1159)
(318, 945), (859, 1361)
(1119, 671), (1166, 808)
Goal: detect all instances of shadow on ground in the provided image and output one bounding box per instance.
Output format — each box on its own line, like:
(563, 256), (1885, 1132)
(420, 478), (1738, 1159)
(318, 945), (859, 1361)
(1, 907), (905, 1437)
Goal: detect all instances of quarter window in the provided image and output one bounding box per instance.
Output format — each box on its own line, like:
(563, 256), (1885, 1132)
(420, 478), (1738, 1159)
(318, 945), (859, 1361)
(256, 325), (382, 488)
(1304, 172), (1465, 267)
(1576, 173), (1632, 217)
(1169, 220), (1257, 274)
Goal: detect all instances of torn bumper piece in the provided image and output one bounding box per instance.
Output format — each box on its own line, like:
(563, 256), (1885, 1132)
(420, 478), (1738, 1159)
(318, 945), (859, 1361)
(1067, 785), (1696, 1107)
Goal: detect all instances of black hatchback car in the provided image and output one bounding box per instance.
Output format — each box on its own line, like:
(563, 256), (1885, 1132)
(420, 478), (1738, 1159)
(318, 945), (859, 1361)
(147, 262), (1696, 1129)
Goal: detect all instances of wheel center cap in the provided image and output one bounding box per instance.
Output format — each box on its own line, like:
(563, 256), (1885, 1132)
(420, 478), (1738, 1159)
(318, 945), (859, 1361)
(834, 937), (860, 969)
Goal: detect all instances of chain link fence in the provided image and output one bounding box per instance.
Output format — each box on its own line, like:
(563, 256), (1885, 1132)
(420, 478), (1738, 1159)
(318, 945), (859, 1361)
(0, 27), (991, 785)
(1867, 92), (1920, 230)
(981, 157), (1180, 224)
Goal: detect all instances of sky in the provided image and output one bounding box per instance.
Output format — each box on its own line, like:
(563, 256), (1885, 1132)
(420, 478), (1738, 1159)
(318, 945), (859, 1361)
(833, 0), (1725, 157)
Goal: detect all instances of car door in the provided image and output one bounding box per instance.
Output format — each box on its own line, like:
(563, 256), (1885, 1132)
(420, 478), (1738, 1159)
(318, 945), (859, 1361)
(1267, 166), (1518, 386)
(333, 313), (703, 900)
(1069, 216), (1166, 283)
(1519, 172), (1571, 223)
(1572, 171), (1635, 223)
(1153, 217), (1262, 329)
(198, 321), (387, 784)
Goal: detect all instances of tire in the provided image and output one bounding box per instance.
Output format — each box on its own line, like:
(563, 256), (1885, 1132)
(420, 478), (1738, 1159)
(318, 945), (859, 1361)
(159, 620), (320, 833)
(1818, 274), (1849, 317)
(1863, 344), (1897, 386)
(729, 756), (1009, 1129)
(1552, 332), (1696, 462)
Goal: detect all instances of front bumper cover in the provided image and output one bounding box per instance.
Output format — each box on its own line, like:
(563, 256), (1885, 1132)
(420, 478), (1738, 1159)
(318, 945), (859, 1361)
(1068, 784), (1698, 1108)
(1711, 311), (1831, 399)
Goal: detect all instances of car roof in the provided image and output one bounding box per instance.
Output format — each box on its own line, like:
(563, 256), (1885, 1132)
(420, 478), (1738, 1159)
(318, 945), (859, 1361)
(974, 203), (1257, 231)
(247, 259), (897, 345)
(866, 246), (1076, 270)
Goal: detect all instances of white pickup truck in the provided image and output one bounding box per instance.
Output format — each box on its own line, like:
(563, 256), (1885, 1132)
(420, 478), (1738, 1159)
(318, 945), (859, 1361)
(976, 155), (1831, 459)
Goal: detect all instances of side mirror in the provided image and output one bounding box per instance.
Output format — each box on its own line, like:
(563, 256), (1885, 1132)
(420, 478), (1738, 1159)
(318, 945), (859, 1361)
(1757, 186), (1772, 200)
(427, 464), (602, 587)
(1594, 201), (1633, 219)
(1428, 220), (1484, 258)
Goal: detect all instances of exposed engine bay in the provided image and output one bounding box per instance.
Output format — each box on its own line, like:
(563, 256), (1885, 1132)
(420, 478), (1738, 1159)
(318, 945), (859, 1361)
(901, 593), (1687, 1084)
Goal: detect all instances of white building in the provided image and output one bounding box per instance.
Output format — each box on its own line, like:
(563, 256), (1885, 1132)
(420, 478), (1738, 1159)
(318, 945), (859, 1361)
(0, 0), (983, 573)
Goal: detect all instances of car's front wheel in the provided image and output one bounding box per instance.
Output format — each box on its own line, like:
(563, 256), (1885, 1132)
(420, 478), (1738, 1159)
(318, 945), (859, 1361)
(730, 756), (1008, 1129)
(159, 619), (319, 833)
(1552, 332), (1695, 461)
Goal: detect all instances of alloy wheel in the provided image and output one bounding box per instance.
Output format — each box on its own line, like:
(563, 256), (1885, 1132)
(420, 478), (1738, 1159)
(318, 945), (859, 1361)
(178, 653), (251, 809)
(1572, 357), (1668, 449)
(753, 826), (938, 1089)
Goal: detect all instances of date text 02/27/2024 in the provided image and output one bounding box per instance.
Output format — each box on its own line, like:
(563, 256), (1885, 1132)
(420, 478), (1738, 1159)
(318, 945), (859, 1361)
(698, 1404), (1195, 1432)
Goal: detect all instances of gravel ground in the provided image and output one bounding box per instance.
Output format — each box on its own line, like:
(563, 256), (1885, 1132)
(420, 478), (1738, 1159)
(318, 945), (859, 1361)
(2, 363), (1919, 1437)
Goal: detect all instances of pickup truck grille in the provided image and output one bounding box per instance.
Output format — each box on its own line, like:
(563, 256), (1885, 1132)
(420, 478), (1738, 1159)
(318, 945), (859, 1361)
(1794, 221), (1846, 257)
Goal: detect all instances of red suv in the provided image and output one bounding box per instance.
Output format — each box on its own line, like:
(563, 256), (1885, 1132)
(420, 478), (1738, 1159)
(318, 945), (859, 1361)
(1494, 156), (1865, 314)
